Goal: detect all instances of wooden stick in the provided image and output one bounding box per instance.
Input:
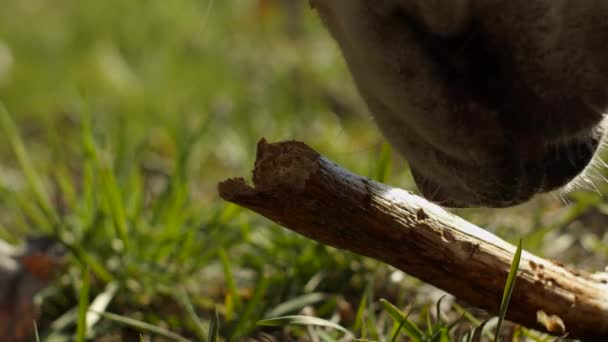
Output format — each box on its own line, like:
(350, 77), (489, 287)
(218, 139), (608, 340)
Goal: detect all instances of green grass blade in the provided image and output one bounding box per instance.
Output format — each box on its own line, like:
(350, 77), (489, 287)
(258, 315), (351, 336)
(265, 293), (327, 318)
(429, 327), (450, 342)
(353, 291), (367, 335)
(100, 162), (130, 246)
(98, 311), (191, 342)
(0, 104), (59, 226)
(54, 164), (78, 209)
(363, 279), (380, 340)
(81, 109), (129, 247)
(426, 306), (433, 335)
(316, 330), (339, 342)
(219, 248), (240, 318)
(208, 307), (220, 342)
(68, 243), (113, 283)
(495, 239), (523, 341)
(14, 192), (54, 233)
(380, 299), (423, 342)
(391, 318), (408, 342)
(76, 267), (91, 342)
(436, 295), (447, 325)
(230, 274), (270, 340)
(176, 287), (208, 341)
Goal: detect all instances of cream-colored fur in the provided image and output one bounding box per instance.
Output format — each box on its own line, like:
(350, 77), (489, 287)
(312, 0), (608, 207)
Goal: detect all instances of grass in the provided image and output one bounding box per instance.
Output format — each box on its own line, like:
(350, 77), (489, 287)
(495, 239), (523, 341)
(0, 0), (607, 340)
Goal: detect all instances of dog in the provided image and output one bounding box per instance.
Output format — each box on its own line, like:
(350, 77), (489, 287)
(313, 0), (608, 207)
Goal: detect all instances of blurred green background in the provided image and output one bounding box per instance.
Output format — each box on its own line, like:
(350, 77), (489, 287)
(0, 0), (607, 340)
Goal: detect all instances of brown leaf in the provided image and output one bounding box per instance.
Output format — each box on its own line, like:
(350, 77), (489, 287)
(0, 237), (63, 341)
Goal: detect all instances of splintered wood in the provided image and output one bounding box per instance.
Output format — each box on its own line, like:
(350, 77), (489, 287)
(218, 139), (608, 340)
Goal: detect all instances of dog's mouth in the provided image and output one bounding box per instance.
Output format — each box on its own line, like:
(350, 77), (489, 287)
(411, 134), (602, 208)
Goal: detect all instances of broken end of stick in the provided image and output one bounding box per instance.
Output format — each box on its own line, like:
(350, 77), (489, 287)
(218, 138), (321, 203)
(254, 138), (320, 192)
(217, 177), (254, 203)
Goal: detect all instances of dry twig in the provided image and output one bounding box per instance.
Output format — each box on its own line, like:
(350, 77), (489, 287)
(218, 139), (608, 340)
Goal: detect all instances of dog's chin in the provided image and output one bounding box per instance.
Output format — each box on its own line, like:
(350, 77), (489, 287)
(410, 134), (602, 208)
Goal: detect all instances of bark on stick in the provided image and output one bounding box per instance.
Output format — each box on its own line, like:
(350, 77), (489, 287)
(218, 139), (608, 340)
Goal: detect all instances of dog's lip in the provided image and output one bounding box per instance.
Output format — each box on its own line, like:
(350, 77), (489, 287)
(411, 168), (531, 208)
(534, 135), (601, 192)
(410, 135), (601, 208)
